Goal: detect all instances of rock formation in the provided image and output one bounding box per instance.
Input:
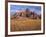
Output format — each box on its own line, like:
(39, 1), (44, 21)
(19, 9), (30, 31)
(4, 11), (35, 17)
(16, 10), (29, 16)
(11, 8), (41, 19)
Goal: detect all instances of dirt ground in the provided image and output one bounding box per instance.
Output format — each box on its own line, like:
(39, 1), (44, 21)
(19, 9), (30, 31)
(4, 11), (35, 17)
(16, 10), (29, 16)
(10, 18), (41, 32)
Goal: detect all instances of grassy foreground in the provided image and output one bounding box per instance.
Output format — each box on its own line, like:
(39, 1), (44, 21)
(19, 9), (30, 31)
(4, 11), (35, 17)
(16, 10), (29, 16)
(11, 18), (41, 32)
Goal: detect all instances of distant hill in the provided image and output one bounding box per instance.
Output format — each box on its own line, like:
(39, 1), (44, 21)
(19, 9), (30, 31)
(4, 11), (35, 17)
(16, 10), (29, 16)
(11, 8), (41, 19)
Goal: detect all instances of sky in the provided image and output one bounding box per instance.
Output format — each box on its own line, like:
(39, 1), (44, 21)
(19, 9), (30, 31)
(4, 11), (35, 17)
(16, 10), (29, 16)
(10, 5), (41, 15)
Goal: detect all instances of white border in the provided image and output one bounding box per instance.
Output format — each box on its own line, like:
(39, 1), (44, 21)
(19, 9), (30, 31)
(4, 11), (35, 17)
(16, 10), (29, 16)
(8, 2), (43, 35)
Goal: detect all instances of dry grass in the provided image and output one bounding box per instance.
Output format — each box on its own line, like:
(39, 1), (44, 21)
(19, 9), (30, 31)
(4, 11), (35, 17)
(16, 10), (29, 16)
(10, 18), (41, 32)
